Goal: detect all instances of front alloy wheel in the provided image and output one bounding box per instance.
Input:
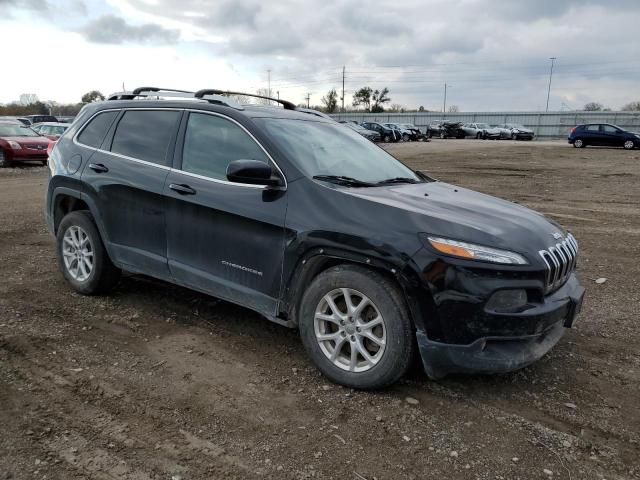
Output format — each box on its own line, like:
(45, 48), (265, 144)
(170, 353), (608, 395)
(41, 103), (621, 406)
(314, 288), (386, 373)
(624, 140), (635, 150)
(299, 265), (415, 389)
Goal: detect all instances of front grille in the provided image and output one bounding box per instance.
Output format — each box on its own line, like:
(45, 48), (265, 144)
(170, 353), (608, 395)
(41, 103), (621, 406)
(538, 234), (578, 293)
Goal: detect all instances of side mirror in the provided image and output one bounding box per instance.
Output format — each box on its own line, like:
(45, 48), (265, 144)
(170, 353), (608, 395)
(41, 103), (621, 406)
(226, 159), (283, 187)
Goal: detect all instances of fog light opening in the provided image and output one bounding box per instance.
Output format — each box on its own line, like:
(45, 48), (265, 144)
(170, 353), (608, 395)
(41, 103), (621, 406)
(485, 289), (528, 313)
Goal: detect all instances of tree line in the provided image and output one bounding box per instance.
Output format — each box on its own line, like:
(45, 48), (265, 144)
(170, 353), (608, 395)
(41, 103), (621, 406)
(0, 91), (105, 117)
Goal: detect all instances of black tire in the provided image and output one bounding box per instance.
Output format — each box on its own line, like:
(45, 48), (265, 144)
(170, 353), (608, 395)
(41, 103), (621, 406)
(56, 210), (121, 295)
(476, 132), (483, 139)
(0, 149), (12, 168)
(402, 133), (410, 142)
(299, 265), (416, 389)
(573, 138), (586, 148)
(383, 134), (391, 143)
(511, 133), (517, 140)
(440, 132), (446, 139)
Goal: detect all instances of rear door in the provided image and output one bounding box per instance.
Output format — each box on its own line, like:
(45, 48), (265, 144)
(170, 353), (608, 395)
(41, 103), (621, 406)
(80, 108), (182, 278)
(583, 124), (602, 145)
(164, 110), (288, 316)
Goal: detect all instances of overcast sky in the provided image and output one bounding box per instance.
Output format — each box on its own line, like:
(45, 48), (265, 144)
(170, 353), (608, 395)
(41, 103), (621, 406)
(1, 0), (639, 111)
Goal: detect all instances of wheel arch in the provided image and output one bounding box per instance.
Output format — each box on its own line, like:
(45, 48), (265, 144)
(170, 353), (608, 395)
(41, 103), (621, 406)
(280, 247), (436, 334)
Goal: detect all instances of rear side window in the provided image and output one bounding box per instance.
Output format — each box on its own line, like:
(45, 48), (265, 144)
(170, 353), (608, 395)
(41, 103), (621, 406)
(181, 112), (269, 181)
(78, 111), (119, 148)
(586, 125), (599, 132)
(111, 110), (180, 166)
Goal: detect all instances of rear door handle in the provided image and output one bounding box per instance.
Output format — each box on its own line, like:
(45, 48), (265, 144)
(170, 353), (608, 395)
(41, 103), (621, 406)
(169, 183), (196, 195)
(88, 163), (108, 173)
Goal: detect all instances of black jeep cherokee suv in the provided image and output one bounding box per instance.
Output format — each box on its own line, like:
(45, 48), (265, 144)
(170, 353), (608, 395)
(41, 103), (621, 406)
(45, 87), (585, 389)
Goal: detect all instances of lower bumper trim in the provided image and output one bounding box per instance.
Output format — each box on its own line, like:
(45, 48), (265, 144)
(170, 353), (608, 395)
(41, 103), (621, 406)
(416, 320), (566, 380)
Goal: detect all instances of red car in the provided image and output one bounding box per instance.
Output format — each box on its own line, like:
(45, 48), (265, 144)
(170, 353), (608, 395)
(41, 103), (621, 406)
(0, 122), (51, 167)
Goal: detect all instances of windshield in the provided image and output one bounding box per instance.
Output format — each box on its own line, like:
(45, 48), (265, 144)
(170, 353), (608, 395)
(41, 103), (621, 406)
(477, 123), (490, 128)
(256, 118), (421, 184)
(0, 125), (40, 137)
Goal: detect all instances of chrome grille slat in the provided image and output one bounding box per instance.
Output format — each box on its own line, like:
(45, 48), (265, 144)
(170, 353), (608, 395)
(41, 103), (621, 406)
(538, 233), (578, 293)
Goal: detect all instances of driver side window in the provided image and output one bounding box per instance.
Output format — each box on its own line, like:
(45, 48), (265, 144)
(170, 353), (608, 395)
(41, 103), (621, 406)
(181, 113), (270, 181)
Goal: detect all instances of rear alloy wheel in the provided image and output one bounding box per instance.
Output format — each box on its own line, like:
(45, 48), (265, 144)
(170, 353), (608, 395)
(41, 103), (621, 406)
(57, 211), (121, 294)
(623, 140), (635, 150)
(299, 265), (415, 389)
(573, 138), (585, 148)
(0, 149), (11, 168)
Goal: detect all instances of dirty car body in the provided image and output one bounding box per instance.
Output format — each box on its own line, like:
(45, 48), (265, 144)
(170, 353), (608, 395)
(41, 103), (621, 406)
(45, 90), (584, 385)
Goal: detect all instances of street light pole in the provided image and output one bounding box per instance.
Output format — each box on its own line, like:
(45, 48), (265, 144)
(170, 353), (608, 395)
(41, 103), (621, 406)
(546, 57), (556, 112)
(443, 82), (447, 113)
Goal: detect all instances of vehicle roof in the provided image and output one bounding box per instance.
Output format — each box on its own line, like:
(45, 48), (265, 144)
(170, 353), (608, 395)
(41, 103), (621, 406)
(91, 99), (334, 123)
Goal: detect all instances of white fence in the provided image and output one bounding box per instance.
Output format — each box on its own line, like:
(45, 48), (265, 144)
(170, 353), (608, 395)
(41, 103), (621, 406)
(330, 111), (640, 139)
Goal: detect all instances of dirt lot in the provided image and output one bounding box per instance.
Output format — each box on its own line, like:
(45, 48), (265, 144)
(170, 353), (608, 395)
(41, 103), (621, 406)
(1, 139), (639, 480)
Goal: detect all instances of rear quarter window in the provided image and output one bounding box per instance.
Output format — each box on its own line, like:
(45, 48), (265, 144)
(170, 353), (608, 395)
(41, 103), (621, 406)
(110, 110), (181, 166)
(77, 111), (119, 149)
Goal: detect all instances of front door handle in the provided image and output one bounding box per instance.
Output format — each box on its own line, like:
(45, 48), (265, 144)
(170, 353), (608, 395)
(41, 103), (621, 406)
(88, 163), (109, 173)
(169, 183), (196, 195)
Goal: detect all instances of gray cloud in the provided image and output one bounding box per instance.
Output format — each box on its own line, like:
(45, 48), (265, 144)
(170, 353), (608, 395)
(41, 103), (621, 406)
(81, 15), (179, 45)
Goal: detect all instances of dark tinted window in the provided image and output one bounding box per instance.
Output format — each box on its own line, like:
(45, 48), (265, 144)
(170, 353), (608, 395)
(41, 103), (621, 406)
(78, 111), (118, 148)
(111, 110), (180, 166)
(602, 125), (620, 134)
(586, 125), (600, 132)
(182, 113), (269, 180)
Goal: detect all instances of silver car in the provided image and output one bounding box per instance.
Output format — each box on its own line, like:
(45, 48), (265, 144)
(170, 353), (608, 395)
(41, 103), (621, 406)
(462, 123), (502, 140)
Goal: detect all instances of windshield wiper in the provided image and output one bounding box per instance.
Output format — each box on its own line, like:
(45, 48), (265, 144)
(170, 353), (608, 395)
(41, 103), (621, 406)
(312, 175), (375, 187)
(375, 177), (421, 186)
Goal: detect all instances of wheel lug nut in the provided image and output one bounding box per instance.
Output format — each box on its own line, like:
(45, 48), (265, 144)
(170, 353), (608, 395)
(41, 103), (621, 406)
(356, 327), (361, 332)
(350, 335), (355, 341)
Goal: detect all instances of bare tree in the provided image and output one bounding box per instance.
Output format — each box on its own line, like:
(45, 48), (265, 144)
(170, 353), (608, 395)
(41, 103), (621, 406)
(583, 102), (604, 111)
(448, 105), (460, 113)
(621, 101), (640, 111)
(321, 88), (338, 113)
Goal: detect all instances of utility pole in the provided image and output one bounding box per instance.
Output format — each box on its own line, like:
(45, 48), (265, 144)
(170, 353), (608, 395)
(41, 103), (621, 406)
(277, 90), (280, 101)
(443, 82), (447, 113)
(267, 69), (271, 97)
(342, 65), (345, 112)
(305, 93), (311, 108)
(546, 57), (556, 112)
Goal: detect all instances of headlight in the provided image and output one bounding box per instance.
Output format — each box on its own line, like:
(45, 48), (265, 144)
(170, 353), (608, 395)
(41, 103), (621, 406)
(635, 134), (640, 139)
(7, 140), (22, 150)
(424, 236), (529, 265)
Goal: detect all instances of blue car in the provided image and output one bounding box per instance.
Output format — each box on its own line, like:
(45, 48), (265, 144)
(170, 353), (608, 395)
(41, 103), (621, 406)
(568, 123), (640, 150)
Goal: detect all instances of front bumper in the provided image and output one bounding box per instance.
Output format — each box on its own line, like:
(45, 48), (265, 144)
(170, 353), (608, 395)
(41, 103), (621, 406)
(415, 274), (584, 379)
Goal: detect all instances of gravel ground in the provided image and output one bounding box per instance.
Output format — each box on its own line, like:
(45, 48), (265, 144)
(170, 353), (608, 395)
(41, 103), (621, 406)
(0, 139), (639, 480)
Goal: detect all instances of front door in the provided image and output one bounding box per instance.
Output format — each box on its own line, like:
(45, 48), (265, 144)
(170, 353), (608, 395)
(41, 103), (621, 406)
(165, 111), (288, 316)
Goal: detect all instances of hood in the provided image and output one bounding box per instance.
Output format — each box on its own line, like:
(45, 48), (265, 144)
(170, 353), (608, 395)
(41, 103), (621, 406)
(2, 135), (50, 147)
(514, 127), (534, 133)
(343, 181), (566, 258)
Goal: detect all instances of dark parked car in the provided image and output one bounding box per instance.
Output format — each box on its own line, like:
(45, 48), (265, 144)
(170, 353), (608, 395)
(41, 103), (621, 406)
(437, 121), (466, 139)
(25, 114), (58, 125)
(360, 121), (399, 142)
(0, 121), (51, 167)
(399, 123), (426, 141)
(341, 122), (381, 142)
(45, 87), (584, 389)
(568, 123), (639, 150)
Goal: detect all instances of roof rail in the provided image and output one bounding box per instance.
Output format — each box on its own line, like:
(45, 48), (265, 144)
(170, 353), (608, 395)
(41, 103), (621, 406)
(194, 89), (296, 110)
